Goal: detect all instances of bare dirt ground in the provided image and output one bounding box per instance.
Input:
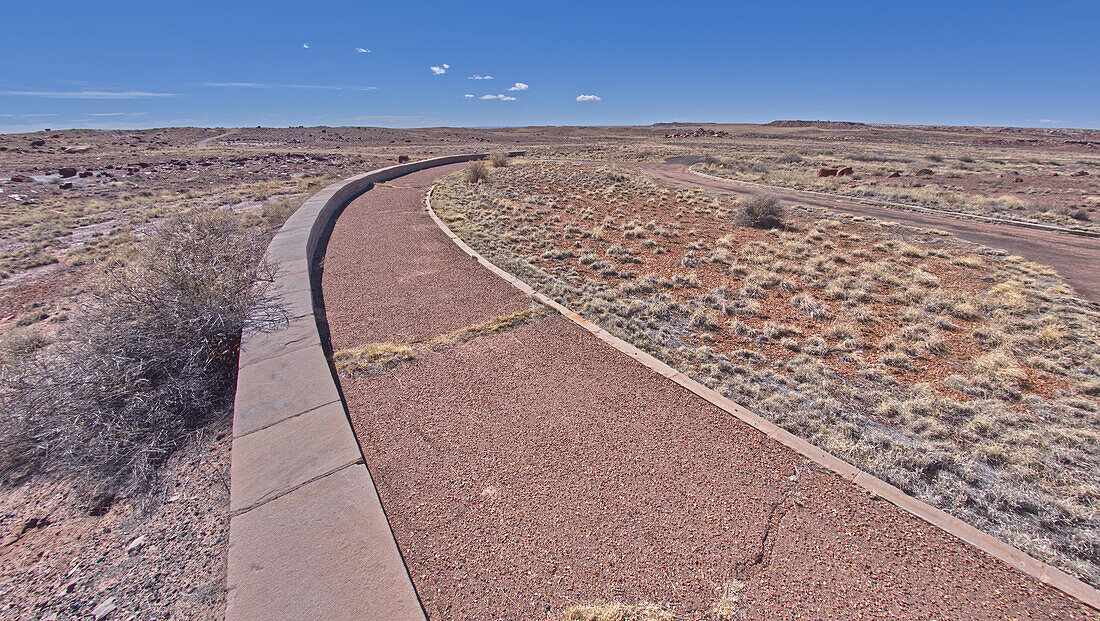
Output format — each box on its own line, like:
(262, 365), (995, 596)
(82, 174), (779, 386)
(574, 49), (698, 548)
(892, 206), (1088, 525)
(321, 164), (1095, 619)
(0, 425), (231, 620)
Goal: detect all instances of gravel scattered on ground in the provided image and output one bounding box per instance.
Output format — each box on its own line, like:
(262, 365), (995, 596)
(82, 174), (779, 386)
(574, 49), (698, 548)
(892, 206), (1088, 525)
(0, 423), (231, 620)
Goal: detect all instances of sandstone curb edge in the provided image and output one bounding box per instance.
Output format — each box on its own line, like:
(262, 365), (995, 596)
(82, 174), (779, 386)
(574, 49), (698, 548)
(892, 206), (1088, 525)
(226, 153), (521, 621)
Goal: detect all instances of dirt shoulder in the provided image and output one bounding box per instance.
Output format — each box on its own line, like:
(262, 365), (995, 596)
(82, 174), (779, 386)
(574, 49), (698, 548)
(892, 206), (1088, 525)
(321, 164), (1096, 619)
(0, 425), (231, 620)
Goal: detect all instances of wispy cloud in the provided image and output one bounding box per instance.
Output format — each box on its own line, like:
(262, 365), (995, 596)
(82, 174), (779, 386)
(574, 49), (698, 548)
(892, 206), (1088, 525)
(355, 47), (371, 53)
(507, 82), (529, 91)
(480, 94), (517, 101)
(360, 86), (379, 91)
(430, 64), (450, 75)
(1, 90), (177, 99)
(302, 43), (310, 49)
(464, 93), (475, 98)
(576, 94), (601, 102)
(1040, 119), (1068, 124)
(468, 74), (493, 80)
(203, 82), (344, 90)
(88, 112), (147, 117)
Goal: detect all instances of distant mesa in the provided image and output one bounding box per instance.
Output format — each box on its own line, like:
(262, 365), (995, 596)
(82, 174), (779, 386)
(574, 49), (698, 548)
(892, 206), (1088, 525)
(664, 126), (730, 139)
(767, 120), (870, 129)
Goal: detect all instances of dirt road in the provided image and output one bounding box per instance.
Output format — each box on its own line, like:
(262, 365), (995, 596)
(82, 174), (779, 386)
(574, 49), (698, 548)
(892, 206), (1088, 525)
(196, 128), (239, 149)
(639, 163), (1100, 302)
(320, 164), (1094, 620)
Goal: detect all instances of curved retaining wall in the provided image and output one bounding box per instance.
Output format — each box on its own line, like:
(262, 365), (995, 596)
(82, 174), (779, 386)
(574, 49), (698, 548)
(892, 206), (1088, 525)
(226, 154), (517, 620)
(424, 186), (1100, 611)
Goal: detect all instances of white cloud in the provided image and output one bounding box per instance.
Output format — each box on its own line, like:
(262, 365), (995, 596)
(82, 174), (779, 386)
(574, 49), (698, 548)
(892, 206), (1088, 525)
(507, 82), (529, 91)
(203, 82), (343, 90)
(480, 94), (517, 101)
(1040, 119), (1068, 124)
(203, 82), (266, 88)
(355, 47), (371, 53)
(1, 90), (177, 99)
(468, 74), (493, 80)
(464, 93), (475, 98)
(576, 94), (601, 102)
(88, 112), (147, 117)
(302, 43), (310, 49)
(360, 86), (379, 91)
(430, 64), (449, 75)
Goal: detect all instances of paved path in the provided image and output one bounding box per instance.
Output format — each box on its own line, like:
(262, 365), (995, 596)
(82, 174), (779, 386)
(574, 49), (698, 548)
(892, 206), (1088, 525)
(639, 163), (1100, 303)
(320, 165), (1095, 619)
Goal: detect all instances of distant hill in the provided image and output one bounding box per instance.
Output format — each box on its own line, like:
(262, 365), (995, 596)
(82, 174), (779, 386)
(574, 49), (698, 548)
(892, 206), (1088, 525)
(765, 120), (870, 129)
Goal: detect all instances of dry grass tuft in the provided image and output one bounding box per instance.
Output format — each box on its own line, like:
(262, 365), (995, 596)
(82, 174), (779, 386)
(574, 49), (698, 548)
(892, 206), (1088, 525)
(564, 603), (674, 621)
(334, 306), (548, 378)
(333, 342), (415, 375)
(430, 307), (546, 348)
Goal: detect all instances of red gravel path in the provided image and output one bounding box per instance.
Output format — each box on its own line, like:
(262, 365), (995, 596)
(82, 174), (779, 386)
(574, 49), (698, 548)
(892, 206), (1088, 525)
(321, 165), (1096, 620)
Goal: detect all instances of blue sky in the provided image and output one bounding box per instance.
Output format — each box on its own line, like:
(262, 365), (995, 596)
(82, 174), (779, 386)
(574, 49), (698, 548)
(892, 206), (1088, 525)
(1, 0), (1097, 132)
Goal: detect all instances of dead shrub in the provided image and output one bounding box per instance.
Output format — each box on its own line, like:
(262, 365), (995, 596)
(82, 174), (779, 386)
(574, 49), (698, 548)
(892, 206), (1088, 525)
(0, 210), (284, 496)
(735, 193), (785, 229)
(464, 160), (491, 183)
(490, 152), (510, 168)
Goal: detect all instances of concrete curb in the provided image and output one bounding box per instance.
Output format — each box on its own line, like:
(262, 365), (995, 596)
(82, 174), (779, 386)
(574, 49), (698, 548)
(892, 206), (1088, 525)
(226, 153), (520, 621)
(686, 165), (1100, 239)
(424, 184), (1100, 611)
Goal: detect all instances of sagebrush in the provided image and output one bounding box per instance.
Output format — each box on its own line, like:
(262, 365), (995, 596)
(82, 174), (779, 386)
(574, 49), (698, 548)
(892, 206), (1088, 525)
(0, 209), (284, 496)
(736, 194), (785, 229)
(464, 160), (491, 184)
